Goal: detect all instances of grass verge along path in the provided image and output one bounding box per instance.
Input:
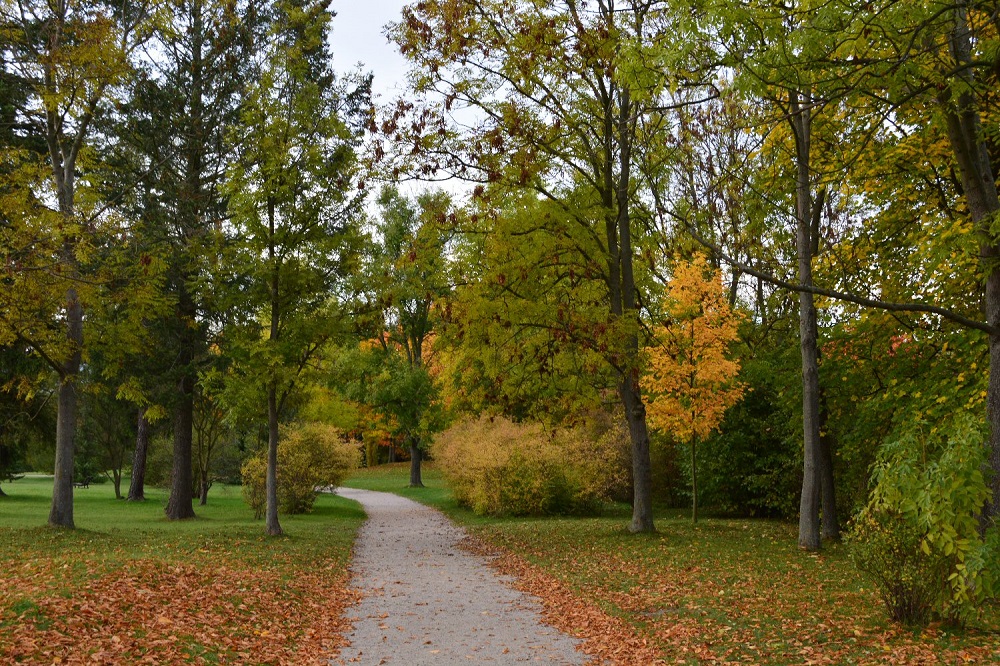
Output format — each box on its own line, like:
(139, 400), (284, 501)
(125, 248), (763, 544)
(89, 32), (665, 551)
(344, 463), (1000, 665)
(1, 476), (364, 665)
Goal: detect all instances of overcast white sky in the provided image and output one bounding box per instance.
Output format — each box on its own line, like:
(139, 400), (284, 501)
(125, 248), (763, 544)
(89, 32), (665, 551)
(329, 0), (411, 103)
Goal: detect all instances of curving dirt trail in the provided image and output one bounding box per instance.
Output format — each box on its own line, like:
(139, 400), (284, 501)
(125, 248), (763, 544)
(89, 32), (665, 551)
(332, 487), (591, 665)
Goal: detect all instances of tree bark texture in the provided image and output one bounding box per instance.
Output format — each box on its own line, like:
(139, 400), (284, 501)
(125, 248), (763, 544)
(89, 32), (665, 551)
(941, 5), (1000, 526)
(609, 85), (655, 533)
(44, 5), (87, 526)
(48, 290), (81, 528)
(791, 94), (822, 551)
(165, 368), (196, 520)
(266, 386), (282, 536)
(263, 196), (283, 537)
(127, 409), (150, 501)
(46, 340), (78, 525)
(409, 440), (423, 487)
(620, 372), (654, 532)
(165, 0), (205, 522)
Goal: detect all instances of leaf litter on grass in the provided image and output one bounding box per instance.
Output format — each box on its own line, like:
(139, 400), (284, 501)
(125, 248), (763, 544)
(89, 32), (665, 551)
(1, 557), (359, 665)
(345, 465), (1000, 664)
(461, 523), (1000, 665)
(461, 536), (667, 666)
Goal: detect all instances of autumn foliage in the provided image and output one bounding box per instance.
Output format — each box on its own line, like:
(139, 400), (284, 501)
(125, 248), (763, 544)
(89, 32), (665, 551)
(642, 254), (744, 520)
(462, 505), (1000, 664)
(432, 416), (627, 516)
(2, 559), (356, 665)
(643, 254), (744, 441)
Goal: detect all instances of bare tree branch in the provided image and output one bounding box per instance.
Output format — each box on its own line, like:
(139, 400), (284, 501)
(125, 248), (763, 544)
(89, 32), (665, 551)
(684, 224), (997, 336)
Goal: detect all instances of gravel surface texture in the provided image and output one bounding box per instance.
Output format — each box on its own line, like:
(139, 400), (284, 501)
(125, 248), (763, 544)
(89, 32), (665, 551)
(332, 487), (590, 665)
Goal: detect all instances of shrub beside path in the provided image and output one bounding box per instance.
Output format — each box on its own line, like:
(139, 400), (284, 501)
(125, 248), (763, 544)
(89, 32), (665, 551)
(331, 487), (591, 665)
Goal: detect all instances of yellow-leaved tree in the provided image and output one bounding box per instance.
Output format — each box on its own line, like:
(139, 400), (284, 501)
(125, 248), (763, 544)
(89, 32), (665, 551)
(642, 254), (745, 522)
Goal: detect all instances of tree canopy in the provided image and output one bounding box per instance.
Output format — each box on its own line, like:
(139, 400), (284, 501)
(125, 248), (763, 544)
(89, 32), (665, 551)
(1, 4), (999, 629)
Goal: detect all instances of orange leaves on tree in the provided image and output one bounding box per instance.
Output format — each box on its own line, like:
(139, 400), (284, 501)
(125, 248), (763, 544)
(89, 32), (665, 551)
(642, 254), (744, 521)
(642, 253), (744, 442)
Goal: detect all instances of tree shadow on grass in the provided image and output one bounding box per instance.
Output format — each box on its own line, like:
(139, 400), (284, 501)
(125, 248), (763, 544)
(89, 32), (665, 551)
(306, 501), (366, 522)
(0, 491), (47, 505)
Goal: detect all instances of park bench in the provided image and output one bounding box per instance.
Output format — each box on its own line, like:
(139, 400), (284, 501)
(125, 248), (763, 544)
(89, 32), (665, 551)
(73, 476), (93, 489)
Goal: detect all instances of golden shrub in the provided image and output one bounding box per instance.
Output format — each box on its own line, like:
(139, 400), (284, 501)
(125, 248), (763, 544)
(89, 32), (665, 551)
(432, 415), (627, 516)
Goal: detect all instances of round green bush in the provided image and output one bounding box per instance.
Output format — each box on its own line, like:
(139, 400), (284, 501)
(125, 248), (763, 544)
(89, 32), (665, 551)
(242, 422), (359, 517)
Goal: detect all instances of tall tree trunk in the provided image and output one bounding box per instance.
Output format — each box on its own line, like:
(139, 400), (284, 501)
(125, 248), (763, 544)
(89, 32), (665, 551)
(49, 296), (81, 528)
(112, 469), (122, 500)
(621, 373), (654, 532)
(940, 5), (1000, 528)
(127, 409), (150, 501)
(46, 97), (84, 529)
(812, 185), (838, 540)
(41, 0), (89, 530)
(49, 281), (83, 528)
(264, 197), (283, 537)
(797, 272), (822, 551)
(265, 386), (282, 536)
(409, 438), (423, 487)
(166, 366), (196, 519)
(166, 0), (204, 522)
(791, 93), (822, 551)
(612, 86), (655, 534)
(166, 277), (197, 520)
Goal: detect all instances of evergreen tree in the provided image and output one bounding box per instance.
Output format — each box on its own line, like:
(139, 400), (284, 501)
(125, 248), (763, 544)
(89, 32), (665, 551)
(114, 0), (264, 520)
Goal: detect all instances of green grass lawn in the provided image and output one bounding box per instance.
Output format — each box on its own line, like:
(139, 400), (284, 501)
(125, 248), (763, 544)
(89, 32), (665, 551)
(0, 475), (365, 664)
(344, 463), (1000, 665)
(0, 474), (363, 563)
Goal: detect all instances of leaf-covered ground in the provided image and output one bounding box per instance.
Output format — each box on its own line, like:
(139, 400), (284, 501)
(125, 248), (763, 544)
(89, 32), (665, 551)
(0, 477), (364, 665)
(466, 520), (1000, 665)
(347, 464), (1000, 665)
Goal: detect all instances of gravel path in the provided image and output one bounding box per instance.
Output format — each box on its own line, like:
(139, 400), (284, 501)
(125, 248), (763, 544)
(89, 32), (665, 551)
(332, 488), (590, 665)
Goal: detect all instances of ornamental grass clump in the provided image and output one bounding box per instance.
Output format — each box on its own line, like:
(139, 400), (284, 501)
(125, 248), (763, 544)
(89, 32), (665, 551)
(432, 415), (626, 516)
(242, 422), (359, 518)
(848, 413), (999, 625)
